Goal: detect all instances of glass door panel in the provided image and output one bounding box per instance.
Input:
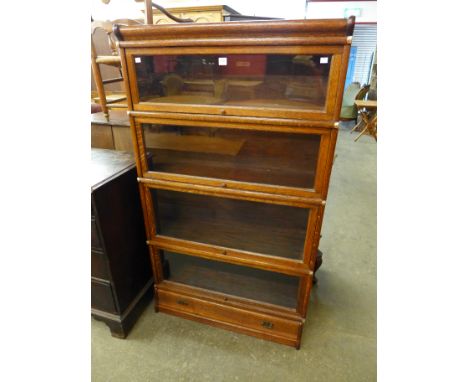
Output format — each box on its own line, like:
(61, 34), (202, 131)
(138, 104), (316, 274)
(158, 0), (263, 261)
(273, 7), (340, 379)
(163, 251), (300, 309)
(152, 189), (309, 260)
(143, 123), (321, 190)
(134, 54), (332, 112)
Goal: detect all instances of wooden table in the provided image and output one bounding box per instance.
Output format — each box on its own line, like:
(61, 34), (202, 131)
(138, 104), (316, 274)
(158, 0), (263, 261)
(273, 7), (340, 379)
(351, 100), (377, 141)
(183, 79), (263, 99)
(91, 110), (134, 152)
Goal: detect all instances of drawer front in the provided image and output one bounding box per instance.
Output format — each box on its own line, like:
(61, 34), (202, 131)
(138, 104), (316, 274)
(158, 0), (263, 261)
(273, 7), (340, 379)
(91, 279), (117, 314)
(158, 289), (301, 343)
(91, 249), (110, 280)
(91, 217), (103, 250)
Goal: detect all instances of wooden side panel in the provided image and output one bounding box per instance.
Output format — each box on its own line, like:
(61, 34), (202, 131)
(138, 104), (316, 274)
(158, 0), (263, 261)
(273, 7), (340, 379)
(91, 124), (114, 149)
(112, 126), (134, 152)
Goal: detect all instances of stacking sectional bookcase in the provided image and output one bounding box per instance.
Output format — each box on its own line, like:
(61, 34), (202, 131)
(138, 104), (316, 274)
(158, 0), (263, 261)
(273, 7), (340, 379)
(114, 16), (354, 348)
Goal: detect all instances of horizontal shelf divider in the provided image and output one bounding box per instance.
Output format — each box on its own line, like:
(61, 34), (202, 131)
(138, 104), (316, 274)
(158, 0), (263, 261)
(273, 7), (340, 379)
(129, 110), (337, 130)
(139, 177), (324, 208)
(142, 171), (319, 199)
(149, 235), (312, 277)
(131, 102), (332, 124)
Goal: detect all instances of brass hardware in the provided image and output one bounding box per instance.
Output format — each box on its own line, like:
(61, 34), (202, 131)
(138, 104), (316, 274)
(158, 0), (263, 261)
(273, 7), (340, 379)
(220, 109), (227, 115)
(176, 299), (189, 306)
(221, 250), (227, 255)
(220, 183), (227, 188)
(261, 321), (274, 329)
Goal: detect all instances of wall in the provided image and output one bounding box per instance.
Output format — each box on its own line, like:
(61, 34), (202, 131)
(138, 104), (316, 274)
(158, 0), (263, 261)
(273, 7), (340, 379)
(91, 0), (308, 21)
(91, 0), (378, 23)
(306, 1), (377, 23)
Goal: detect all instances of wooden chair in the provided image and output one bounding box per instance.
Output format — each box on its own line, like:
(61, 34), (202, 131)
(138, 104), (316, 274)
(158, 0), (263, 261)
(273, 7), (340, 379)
(91, 19), (142, 119)
(340, 85), (370, 123)
(354, 110), (377, 141)
(349, 85), (371, 133)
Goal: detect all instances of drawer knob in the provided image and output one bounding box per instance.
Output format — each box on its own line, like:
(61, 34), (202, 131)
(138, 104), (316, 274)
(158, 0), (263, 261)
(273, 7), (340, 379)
(262, 321), (274, 329)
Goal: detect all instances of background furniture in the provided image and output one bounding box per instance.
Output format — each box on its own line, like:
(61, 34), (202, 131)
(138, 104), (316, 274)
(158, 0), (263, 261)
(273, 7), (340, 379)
(340, 83), (370, 121)
(115, 16), (354, 349)
(91, 148), (153, 337)
(352, 99), (377, 141)
(91, 19), (142, 119)
(143, 4), (277, 24)
(91, 2), (275, 127)
(91, 110), (133, 151)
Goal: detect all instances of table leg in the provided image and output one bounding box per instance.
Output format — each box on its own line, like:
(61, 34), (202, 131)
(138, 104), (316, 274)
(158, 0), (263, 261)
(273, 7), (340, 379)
(350, 117), (366, 133)
(368, 114), (377, 141)
(354, 111), (370, 141)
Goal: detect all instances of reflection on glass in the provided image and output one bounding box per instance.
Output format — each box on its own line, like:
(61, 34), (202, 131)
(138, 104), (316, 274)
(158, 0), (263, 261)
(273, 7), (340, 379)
(135, 54), (332, 110)
(143, 124), (321, 189)
(153, 189), (309, 260)
(163, 251), (300, 308)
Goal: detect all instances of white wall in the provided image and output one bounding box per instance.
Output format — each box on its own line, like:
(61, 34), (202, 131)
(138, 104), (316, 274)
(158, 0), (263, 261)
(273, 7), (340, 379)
(306, 1), (377, 23)
(91, 0), (308, 21)
(91, 0), (378, 22)
(91, 0), (144, 20)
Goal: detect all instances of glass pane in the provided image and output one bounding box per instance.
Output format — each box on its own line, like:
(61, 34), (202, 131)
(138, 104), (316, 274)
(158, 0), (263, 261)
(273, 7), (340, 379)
(135, 54), (332, 111)
(152, 189), (309, 260)
(143, 123), (320, 189)
(163, 251), (299, 309)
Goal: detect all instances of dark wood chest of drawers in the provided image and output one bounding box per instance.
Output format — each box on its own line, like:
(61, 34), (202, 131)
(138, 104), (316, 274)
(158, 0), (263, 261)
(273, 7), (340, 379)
(91, 148), (153, 338)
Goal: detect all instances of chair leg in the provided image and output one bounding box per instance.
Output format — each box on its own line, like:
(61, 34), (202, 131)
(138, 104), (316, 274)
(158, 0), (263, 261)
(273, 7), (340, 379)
(354, 125), (369, 141)
(350, 118), (365, 133)
(91, 64), (109, 119)
(369, 115), (377, 141)
(91, 44), (109, 120)
(354, 110), (372, 141)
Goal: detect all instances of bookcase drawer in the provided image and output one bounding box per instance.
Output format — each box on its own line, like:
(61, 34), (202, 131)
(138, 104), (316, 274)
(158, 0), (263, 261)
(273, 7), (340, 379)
(158, 288), (302, 347)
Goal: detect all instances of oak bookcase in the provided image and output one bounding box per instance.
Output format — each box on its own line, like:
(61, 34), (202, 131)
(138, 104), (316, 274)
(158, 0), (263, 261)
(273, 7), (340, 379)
(115, 16), (354, 348)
